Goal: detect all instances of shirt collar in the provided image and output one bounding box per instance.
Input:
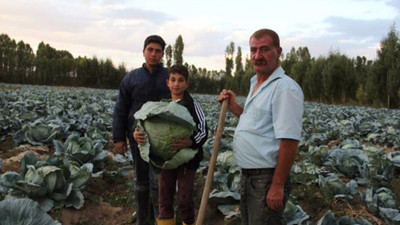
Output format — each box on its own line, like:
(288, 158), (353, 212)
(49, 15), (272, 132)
(142, 63), (163, 74)
(250, 66), (284, 87)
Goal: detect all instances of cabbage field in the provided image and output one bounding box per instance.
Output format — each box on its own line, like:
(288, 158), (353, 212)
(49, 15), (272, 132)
(1, 83), (400, 225)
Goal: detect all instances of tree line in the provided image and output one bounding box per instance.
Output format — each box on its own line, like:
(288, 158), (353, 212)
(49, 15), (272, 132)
(1, 25), (399, 108)
(0, 35), (127, 89)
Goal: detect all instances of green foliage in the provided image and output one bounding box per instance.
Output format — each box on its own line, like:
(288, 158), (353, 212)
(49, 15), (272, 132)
(234, 46), (243, 77)
(53, 134), (108, 172)
(13, 121), (62, 146)
(134, 100), (197, 169)
(173, 35), (184, 65)
(0, 152), (92, 211)
(0, 34), (126, 89)
(1, 25), (400, 108)
(366, 24), (400, 108)
(165, 45), (172, 68)
(0, 198), (61, 225)
(225, 42), (235, 77)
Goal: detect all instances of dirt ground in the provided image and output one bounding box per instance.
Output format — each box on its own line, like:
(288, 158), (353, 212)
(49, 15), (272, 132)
(0, 136), (391, 225)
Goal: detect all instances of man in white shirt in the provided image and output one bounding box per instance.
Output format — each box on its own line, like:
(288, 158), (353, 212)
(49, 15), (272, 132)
(217, 28), (304, 225)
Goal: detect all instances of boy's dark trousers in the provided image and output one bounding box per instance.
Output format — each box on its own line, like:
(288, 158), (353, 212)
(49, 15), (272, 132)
(158, 166), (196, 224)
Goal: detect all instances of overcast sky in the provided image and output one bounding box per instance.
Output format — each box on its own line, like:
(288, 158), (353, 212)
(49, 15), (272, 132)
(1, 0), (399, 71)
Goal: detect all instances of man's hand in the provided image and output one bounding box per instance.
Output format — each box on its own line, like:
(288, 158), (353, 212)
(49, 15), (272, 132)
(133, 126), (147, 145)
(217, 89), (236, 104)
(266, 184), (284, 211)
(171, 135), (192, 150)
(217, 89), (243, 118)
(113, 142), (126, 155)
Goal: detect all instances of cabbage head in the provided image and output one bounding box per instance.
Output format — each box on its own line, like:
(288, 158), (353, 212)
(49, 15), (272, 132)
(134, 100), (197, 169)
(53, 133), (108, 172)
(0, 198), (61, 225)
(13, 121), (62, 146)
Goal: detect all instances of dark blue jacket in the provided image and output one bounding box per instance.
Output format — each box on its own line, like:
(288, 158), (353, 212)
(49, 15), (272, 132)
(113, 63), (170, 143)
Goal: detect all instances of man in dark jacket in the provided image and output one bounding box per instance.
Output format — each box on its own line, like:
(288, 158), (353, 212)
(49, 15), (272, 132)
(113, 35), (170, 225)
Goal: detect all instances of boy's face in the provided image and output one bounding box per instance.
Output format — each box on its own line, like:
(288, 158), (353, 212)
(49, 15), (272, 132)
(166, 72), (189, 97)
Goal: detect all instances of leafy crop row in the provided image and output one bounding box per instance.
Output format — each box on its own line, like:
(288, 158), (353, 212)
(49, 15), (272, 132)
(1, 84), (400, 224)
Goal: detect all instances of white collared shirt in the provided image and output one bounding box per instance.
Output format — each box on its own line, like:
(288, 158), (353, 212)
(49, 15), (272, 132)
(232, 67), (304, 168)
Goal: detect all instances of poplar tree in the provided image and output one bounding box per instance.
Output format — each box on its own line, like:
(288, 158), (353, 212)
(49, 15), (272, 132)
(373, 25), (400, 108)
(225, 41), (234, 77)
(165, 45), (172, 67)
(0, 34), (16, 83)
(15, 41), (34, 84)
(173, 35), (184, 65)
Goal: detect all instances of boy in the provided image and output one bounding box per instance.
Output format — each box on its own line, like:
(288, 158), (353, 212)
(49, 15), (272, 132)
(134, 64), (208, 225)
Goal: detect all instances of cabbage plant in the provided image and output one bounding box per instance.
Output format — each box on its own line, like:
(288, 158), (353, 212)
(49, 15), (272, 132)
(53, 133), (108, 172)
(283, 200), (310, 225)
(0, 198), (61, 225)
(379, 207), (400, 225)
(0, 152), (92, 211)
(13, 120), (62, 146)
(316, 210), (373, 225)
(360, 187), (398, 215)
(134, 100), (197, 169)
(318, 173), (358, 200)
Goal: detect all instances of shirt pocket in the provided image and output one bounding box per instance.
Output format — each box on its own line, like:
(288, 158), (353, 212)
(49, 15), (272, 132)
(246, 105), (272, 135)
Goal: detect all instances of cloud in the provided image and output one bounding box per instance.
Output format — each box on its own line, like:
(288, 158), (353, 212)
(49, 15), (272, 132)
(324, 16), (394, 39)
(103, 6), (175, 23)
(387, 0), (400, 12)
(278, 16), (397, 60)
(1, 0), (399, 72)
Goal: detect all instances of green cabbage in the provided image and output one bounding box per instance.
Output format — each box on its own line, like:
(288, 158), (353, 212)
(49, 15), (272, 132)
(0, 152), (92, 211)
(134, 100), (197, 169)
(0, 198), (61, 225)
(13, 121), (62, 146)
(144, 117), (192, 160)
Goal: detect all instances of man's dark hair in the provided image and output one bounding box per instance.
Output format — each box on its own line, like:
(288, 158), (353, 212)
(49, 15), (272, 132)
(168, 64), (189, 80)
(144, 35), (166, 51)
(250, 29), (280, 48)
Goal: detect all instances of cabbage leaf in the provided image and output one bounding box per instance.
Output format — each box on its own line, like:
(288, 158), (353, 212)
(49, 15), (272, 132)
(134, 100), (197, 169)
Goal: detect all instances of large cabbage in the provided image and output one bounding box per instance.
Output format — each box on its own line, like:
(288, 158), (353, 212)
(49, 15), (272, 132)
(0, 152), (92, 211)
(0, 198), (61, 225)
(134, 100), (197, 169)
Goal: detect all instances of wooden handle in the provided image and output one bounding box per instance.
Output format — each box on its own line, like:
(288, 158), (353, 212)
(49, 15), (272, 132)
(196, 99), (228, 225)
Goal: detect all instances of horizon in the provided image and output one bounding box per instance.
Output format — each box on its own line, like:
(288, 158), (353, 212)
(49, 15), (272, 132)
(1, 0), (399, 71)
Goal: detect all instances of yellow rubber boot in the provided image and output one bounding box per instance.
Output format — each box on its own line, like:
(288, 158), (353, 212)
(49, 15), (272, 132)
(182, 222), (194, 225)
(156, 217), (176, 225)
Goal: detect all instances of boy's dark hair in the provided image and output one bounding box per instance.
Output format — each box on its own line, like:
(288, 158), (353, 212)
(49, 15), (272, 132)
(143, 35), (166, 51)
(168, 64), (189, 80)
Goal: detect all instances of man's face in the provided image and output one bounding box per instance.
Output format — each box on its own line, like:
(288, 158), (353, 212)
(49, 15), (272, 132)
(143, 43), (164, 68)
(250, 35), (282, 76)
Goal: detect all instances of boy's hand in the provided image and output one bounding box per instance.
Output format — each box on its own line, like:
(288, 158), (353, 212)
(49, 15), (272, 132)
(133, 127), (147, 145)
(171, 135), (192, 150)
